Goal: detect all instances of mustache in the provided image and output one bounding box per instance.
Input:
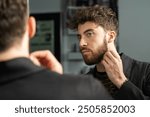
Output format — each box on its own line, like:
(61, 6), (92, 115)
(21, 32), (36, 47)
(80, 47), (92, 52)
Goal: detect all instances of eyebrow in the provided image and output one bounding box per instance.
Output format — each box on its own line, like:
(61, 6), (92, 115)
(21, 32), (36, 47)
(77, 28), (94, 36)
(83, 29), (94, 34)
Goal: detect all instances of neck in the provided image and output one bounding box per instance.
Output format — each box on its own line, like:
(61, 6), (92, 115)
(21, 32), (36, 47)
(0, 47), (29, 62)
(96, 62), (106, 72)
(0, 35), (29, 61)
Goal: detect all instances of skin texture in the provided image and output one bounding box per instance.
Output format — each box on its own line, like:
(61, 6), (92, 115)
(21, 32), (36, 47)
(77, 22), (127, 88)
(30, 50), (63, 74)
(78, 22), (108, 65)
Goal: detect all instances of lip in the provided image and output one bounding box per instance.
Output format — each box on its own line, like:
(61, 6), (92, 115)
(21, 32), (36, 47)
(81, 49), (91, 54)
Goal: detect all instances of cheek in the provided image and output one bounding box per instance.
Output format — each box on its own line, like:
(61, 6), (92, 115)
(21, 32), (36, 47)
(94, 36), (104, 45)
(93, 40), (107, 53)
(92, 40), (104, 50)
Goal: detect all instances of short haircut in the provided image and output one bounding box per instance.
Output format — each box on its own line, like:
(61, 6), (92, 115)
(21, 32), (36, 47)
(0, 0), (28, 51)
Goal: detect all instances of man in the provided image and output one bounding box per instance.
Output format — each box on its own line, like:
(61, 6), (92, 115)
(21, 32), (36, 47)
(0, 0), (112, 99)
(68, 5), (150, 99)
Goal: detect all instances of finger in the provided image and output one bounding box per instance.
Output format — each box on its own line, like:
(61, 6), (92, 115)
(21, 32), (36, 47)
(104, 51), (117, 65)
(103, 56), (115, 70)
(107, 42), (120, 58)
(30, 50), (58, 66)
(40, 51), (63, 74)
(101, 59), (110, 70)
(30, 50), (63, 74)
(29, 55), (41, 66)
(30, 50), (50, 59)
(110, 50), (120, 59)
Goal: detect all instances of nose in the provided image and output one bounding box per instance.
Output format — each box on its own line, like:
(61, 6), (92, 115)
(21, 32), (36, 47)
(79, 38), (87, 47)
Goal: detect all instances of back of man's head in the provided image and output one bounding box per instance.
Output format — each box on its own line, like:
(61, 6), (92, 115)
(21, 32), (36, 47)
(0, 0), (28, 51)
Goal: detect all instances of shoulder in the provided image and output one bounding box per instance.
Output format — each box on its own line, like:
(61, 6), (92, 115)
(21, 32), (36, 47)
(39, 71), (112, 99)
(121, 52), (150, 67)
(120, 53), (150, 76)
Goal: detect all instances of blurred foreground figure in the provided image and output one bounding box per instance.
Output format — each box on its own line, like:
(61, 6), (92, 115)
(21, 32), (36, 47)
(0, 0), (112, 100)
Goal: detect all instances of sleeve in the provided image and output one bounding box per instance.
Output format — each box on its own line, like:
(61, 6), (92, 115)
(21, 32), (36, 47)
(115, 63), (150, 100)
(113, 55), (150, 99)
(115, 80), (149, 99)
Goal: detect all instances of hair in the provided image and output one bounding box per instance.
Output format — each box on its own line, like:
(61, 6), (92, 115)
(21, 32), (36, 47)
(67, 5), (118, 35)
(0, 0), (28, 51)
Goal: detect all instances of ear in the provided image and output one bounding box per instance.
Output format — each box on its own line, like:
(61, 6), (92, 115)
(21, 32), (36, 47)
(28, 16), (36, 39)
(106, 31), (116, 43)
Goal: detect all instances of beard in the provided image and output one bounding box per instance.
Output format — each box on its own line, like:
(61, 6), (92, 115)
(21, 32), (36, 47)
(80, 38), (108, 65)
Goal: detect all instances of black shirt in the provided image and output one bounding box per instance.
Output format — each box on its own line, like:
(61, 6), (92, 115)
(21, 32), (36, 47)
(90, 67), (118, 98)
(0, 57), (112, 100)
(87, 53), (150, 100)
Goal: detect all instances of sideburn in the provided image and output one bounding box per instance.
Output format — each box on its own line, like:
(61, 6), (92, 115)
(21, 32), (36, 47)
(96, 35), (108, 63)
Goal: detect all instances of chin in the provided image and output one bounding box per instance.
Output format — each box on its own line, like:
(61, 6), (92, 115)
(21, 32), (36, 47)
(82, 55), (98, 65)
(84, 57), (103, 65)
(84, 59), (96, 65)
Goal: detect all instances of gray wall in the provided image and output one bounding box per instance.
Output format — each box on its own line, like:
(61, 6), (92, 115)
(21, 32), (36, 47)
(29, 0), (62, 13)
(29, 0), (85, 74)
(119, 0), (150, 62)
(29, 0), (150, 74)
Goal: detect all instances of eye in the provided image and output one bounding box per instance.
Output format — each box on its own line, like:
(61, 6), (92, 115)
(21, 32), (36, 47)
(86, 31), (94, 38)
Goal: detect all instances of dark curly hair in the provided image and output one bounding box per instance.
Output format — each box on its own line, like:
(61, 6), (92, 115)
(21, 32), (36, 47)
(67, 5), (118, 35)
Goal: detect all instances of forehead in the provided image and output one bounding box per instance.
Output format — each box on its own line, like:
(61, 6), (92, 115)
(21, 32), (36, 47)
(78, 22), (104, 34)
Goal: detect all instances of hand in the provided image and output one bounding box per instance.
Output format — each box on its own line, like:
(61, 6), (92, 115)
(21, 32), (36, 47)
(101, 43), (127, 88)
(30, 50), (63, 74)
